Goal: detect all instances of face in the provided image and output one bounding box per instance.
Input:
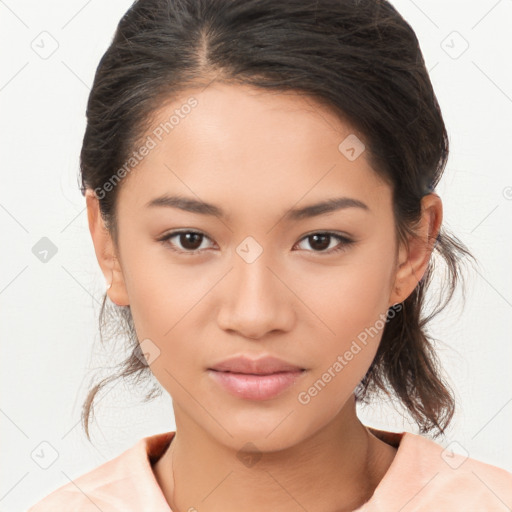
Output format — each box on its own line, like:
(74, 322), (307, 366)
(95, 83), (407, 450)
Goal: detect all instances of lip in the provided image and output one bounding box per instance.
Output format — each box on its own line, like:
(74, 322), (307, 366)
(208, 369), (306, 401)
(207, 355), (307, 401)
(208, 355), (305, 375)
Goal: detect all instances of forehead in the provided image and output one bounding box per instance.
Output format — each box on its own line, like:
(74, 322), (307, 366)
(116, 83), (391, 219)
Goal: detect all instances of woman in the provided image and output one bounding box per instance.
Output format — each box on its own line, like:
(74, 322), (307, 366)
(28, 0), (512, 510)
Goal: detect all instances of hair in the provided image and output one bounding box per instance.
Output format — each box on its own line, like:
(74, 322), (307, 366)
(79, 0), (477, 442)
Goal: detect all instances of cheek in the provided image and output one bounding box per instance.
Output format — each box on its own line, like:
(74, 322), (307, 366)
(120, 240), (199, 334)
(293, 260), (393, 421)
(303, 257), (393, 340)
(119, 245), (212, 383)
(296, 250), (395, 382)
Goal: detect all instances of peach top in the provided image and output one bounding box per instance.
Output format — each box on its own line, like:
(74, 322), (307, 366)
(27, 427), (512, 511)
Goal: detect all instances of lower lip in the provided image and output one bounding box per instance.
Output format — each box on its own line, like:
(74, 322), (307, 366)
(208, 369), (305, 401)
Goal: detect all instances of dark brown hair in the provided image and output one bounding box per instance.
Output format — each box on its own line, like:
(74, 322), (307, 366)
(79, 0), (476, 442)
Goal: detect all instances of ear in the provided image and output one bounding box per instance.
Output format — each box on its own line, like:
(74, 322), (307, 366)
(85, 189), (130, 306)
(389, 193), (442, 306)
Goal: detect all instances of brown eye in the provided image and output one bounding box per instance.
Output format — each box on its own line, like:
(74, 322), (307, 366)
(307, 234), (331, 251)
(295, 232), (354, 254)
(158, 230), (214, 254)
(178, 232), (204, 250)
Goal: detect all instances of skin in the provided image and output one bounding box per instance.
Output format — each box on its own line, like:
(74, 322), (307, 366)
(86, 82), (442, 512)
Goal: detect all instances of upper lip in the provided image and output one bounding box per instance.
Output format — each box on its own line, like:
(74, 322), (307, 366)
(209, 355), (305, 375)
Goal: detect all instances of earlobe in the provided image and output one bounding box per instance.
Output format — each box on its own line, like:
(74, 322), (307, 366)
(85, 189), (130, 306)
(388, 193), (442, 307)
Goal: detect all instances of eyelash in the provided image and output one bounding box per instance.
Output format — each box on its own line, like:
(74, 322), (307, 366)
(157, 230), (355, 256)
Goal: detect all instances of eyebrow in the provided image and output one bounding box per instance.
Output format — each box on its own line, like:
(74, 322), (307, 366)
(145, 194), (369, 221)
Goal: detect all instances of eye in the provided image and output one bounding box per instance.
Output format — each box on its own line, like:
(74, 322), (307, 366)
(294, 232), (355, 254)
(158, 230), (355, 256)
(157, 230), (215, 254)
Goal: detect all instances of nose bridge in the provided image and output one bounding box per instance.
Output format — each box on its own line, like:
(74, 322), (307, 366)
(217, 238), (295, 338)
(235, 246), (278, 301)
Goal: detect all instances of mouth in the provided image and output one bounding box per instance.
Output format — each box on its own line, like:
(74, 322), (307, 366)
(208, 355), (306, 375)
(209, 369), (306, 375)
(207, 369), (307, 401)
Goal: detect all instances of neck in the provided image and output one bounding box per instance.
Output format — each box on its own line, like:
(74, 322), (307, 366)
(153, 396), (396, 512)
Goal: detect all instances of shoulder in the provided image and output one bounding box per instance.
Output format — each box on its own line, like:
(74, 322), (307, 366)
(26, 432), (174, 512)
(418, 434), (512, 507)
(374, 430), (512, 510)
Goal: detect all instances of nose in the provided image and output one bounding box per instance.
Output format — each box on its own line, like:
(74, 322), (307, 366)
(216, 252), (296, 340)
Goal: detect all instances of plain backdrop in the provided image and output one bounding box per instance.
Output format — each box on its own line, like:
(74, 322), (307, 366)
(1, 0), (511, 510)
